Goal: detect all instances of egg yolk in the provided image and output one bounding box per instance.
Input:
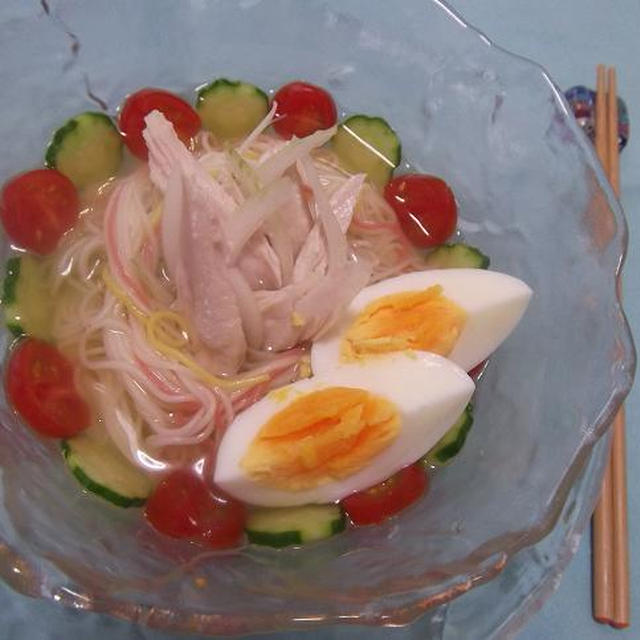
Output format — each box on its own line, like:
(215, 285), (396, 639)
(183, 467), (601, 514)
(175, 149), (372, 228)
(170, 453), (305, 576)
(241, 387), (400, 490)
(340, 285), (467, 361)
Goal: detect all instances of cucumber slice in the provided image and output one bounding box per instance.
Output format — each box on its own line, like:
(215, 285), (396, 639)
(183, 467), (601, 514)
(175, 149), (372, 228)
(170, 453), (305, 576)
(2, 257), (19, 306)
(332, 115), (401, 187)
(424, 243), (490, 269)
(197, 78), (269, 141)
(46, 112), (123, 189)
(2, 255), (52, 340)
(246, 504), (346, 547)
(424, 404), (474, 466)
(62, 433), (153, 508)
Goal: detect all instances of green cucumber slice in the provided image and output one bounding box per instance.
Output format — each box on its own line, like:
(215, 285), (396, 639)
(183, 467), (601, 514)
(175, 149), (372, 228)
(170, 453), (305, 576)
(197, 78), (269, 141)
(62, 433), (153, 508)
(332, 114), (401, 187)
(246, 504), (346, 547)
(424, 243), (490, 269)
(424, 404), (474, 466)
(46, 112), (123, 189)
(2, 255), (52, 340)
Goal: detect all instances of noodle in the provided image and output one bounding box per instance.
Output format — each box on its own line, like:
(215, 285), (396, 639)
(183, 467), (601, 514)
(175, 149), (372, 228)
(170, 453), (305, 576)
(47, 132), (425, 475)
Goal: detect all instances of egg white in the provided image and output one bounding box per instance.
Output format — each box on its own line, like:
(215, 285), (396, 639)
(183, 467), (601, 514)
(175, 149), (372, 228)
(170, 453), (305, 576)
(214, 352), (474, 507)
(311, 268), (532, 375)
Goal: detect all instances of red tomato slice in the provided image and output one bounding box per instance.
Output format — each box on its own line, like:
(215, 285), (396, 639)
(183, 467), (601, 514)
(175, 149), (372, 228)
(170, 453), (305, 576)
(272, 81), (337, 139)
(341, 464), (428, 526)
(384, 174), (457, 249)
(145, 469), (246, 548)
(119, 88), (201, 159)
(6, 338), (90, 438)
(468, 359), (488, 381)
(198, 493), (247, 549)
(0, 169), (79, 255)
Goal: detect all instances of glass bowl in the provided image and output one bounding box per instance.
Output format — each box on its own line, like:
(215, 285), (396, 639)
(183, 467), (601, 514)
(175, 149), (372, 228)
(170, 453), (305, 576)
(0, 0), (634, 636)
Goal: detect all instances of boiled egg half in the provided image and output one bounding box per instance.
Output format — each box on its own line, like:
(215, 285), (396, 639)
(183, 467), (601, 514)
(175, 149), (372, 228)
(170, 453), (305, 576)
(214, 352), (474, 506)
(311, 269), (532, 375)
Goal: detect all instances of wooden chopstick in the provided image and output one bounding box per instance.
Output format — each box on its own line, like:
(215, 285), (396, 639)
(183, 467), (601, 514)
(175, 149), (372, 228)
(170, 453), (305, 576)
(611, 407), (630, 628)
(592, 64), (615, 624)
(591, 65), (630, 629)
(606, 66), (631, 629)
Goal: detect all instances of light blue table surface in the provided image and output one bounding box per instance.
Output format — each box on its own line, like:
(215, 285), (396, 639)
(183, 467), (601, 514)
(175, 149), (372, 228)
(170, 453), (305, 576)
(1, 1), (638, 638)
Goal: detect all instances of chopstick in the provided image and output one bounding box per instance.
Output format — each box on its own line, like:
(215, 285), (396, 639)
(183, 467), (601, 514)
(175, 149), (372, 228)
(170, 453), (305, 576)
(591, 65), (630, 629)
(606, 67), (631, 629)
(592, 66), (614, 626)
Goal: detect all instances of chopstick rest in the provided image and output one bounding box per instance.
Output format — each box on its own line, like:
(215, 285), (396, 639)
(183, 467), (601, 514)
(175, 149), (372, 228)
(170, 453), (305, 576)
(565, 85), (630, 150)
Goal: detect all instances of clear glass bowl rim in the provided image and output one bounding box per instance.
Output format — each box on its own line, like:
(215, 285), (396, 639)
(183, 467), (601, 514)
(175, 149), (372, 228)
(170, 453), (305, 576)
(0, 0), (634, 635)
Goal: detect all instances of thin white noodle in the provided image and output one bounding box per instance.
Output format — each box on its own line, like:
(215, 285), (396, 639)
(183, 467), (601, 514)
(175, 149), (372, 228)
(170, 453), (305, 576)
(45, 134), (422, 476)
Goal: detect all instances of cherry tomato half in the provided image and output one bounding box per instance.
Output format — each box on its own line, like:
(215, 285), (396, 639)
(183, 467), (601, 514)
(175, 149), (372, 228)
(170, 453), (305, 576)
(272, 81), (337, 139)
(145, 469), (246, 549)
(119, 88), (201, 159)
(341, 463), (428, 526)
(6, 338), (90, 438)
(0, 169), (79, 255)
(468, 359), (488, 381)
(384, 174), (457, 249)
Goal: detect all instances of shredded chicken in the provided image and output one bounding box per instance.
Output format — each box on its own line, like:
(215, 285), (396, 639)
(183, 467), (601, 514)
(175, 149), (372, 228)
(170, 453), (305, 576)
(142, 110), (369, 371)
